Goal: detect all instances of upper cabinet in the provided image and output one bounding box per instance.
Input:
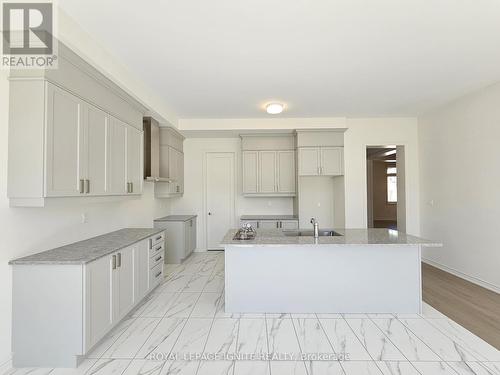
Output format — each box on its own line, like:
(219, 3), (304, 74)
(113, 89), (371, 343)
(296, 130), (345, 177)
(7, 42), (146, 207)
(298, 147), (344, 176)
(241, 134), (296, 197)
(155, 127), (185, 198)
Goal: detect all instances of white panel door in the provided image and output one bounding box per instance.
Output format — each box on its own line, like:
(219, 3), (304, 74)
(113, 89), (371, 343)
(321, 147), (343, 176)
(206, 153), (235, 250)
(298, 148), (320, 176)
(45, 84), (85, 196)
(85, 255), (113, 350)
(126, 126), (143, 194)
(85, 104), (107, 195)
(242, 151), (258, 193)
(258, 151), (277, 193)
(117, 246), (135, 320)
(277, 151), (296, 193)
(107, 118), (127, 194)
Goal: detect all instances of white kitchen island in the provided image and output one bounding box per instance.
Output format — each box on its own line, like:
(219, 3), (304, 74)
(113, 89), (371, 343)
(221, 228), (441, 314)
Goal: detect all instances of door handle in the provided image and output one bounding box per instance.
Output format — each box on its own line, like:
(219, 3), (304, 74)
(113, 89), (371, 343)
(79, 179), (84, 194)
(117, 253), (121, 268)
(112, 255), (117, 270)
(85, 179), (90, 194)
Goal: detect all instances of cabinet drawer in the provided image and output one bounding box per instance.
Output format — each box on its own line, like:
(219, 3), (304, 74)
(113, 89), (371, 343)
(150, 252), (164, 269)
(150, 232), (165, 248)
(149, 263), (163, 289)
(149, 242), (164, 258)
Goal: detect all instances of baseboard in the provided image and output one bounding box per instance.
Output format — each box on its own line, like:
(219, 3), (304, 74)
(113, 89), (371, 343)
(422, 258), (500, 294)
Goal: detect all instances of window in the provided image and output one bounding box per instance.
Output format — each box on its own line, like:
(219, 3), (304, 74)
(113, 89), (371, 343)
(387, 166), (397, 203)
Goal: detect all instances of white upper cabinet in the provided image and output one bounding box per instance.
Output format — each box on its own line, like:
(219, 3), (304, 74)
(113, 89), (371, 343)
(258, 151), (277, 193)
(7, 42), (146, 207)
(107, 118), (127, 195)
(242, 151), (258, 194)
(126, 127), (143, 195)
(321, 147), (344, 176)
(277, 151), (296, 193)
(45, 84), (85, 197)
(298, 147), (344, 176)
(241, 134), (297, 197)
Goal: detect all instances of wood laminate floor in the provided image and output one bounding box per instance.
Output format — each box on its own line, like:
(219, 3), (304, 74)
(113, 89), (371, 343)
(422, 262), (500, 350)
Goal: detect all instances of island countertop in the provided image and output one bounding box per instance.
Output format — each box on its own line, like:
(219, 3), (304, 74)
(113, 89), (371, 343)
(9, 228), (165, 265)
(221, 228), (441, 247)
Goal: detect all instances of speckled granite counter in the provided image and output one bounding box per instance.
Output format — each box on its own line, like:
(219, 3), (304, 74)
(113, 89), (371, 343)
(9, 228), (165, 265)
(221, 228), (441, 247)
(154, 215), (197, 222)
(240, 215), (298, 221)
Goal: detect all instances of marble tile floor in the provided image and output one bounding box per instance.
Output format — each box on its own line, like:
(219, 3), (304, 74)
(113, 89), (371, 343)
(3, 251), (499, 375)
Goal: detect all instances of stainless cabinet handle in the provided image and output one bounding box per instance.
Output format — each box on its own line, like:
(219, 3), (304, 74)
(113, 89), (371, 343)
(155, 271), (162, 278)
(257, 221), (260, 228)
(130, 182), (133, 193)
(276, 221), (279, 229)
(112, 255), (117, 270)
(117, 253), (121, 268)
(155, 245), (162, 251)
(85, 179), (90, 194)
(155, 235), (162, 241)
(79, 179), (84, 194)
(155, 255), (162, 262)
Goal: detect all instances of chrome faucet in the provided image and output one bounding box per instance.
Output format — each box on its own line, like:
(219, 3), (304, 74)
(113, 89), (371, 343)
(310, 218), (319, 238)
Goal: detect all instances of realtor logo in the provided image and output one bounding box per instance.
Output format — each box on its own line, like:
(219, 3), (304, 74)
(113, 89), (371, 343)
(1, 1), (57, 68)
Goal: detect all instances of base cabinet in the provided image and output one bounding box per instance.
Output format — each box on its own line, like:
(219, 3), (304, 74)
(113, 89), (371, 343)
(11, 231), (165, 368)
(154, 217), (196, 264)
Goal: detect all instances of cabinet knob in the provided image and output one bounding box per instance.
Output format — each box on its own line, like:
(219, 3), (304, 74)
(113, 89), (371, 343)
(208, 212), (212, 216)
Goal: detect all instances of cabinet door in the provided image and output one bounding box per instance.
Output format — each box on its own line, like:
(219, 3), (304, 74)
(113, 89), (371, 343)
(135, 240), (149, 302)
(85, 255), (113, 350)
(242, 151), (258, 194)
(277, 151), (296, 193)
(183, 222), (190, 259)
(107, 118), (127, 194)
(298, 148), (320, 176)
(258, 151), (277, 193)
(259, 220), (279, 229)
(85, 104), (107, 195)
(45, 84), (85, 196)
(117, 246), (135, 319)
(126, 126), (143, 194)
(178, 152), (184, 194)
(321, 147), (344, 176)
(280, 220), (299, 231)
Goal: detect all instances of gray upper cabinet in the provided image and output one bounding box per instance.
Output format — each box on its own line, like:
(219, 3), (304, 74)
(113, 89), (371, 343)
(298, 146), (344, 176)
(7, 42), (146, 207)
(155, 128), (185, 198)
(241, 134), (296, 197)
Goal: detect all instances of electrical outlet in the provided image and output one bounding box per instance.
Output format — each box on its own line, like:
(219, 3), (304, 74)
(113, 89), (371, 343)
(81, 213), (88, 224)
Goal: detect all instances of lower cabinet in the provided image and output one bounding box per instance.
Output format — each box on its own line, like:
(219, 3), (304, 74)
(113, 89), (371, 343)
(154, 217), (196, 264)
(84, 233), (164, 353)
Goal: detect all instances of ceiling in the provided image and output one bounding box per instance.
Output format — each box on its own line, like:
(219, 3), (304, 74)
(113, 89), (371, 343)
(60, 0), (500, 119)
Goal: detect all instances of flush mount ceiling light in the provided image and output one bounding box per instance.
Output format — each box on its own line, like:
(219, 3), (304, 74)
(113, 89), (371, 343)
(265, 103), (284, 114)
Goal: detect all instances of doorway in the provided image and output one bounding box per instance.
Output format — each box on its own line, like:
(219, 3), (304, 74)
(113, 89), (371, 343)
(366, 146), (406, 231)
(205, 152), (235, 250)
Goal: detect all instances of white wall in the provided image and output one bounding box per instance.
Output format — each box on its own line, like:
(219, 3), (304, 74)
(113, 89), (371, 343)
(344, 118), (420, 235)
(419, 83), (500, 292)
(169, 138), (295, 250)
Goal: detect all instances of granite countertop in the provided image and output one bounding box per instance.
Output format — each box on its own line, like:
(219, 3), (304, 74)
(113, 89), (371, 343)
(221, 228), (442, 247)
(240, 215), (298, 221)
(9, 228), (165, 265)
(154, 215), (197, 222)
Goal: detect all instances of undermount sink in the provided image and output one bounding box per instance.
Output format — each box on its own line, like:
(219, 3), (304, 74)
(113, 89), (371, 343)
(284, 230), (343, 237)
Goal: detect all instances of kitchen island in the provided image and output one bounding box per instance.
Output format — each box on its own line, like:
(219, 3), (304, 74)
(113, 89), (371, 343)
(221, 228), (441, 314)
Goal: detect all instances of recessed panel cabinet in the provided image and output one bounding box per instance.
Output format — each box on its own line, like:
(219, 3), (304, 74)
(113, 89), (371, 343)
(8, 81), (144, 206)
(298, 147), (344, 176)
(242, 150), (296, 196)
